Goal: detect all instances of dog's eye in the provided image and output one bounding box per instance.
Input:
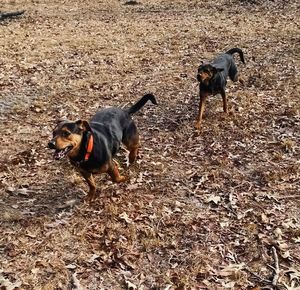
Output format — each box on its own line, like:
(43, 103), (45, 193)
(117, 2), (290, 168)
(62, 131), (71, 137)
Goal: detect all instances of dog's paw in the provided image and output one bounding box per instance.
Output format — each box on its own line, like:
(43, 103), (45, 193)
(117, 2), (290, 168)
(116, 175), (126, 183)
(84, 191), (98, 204)
(194, 122), (201, 130)
(83, 195), (92, 204)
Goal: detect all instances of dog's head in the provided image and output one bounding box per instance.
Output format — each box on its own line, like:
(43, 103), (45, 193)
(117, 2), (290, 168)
(197, 63), (223, 85)
(48, 119), (91, 160)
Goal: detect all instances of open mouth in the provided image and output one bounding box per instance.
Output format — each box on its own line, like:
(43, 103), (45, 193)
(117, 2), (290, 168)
(53, 146), (73, 160)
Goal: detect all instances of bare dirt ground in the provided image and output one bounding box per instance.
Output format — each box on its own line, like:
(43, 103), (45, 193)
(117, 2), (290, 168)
(0, 0), (299, 289)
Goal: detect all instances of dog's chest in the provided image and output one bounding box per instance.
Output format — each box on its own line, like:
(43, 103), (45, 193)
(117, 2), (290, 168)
(200, 74), (226, 95)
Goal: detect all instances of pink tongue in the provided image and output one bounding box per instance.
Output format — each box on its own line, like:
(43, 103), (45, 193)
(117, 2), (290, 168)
(54, 150), (65, 160)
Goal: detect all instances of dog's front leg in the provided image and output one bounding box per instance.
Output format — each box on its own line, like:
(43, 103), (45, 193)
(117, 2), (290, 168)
(80, 170), (97, 202)
(195, 93), (207, 129)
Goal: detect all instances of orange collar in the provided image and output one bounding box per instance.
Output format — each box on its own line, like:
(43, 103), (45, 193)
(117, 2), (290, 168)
(84, 134), (94, 161)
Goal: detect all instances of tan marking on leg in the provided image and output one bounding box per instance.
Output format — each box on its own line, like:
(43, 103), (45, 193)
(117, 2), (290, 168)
(80, 170), (97, 202)
(108, 160), (126, 183)
(195, 94), (207, 129)
(124, 132), (140, 164)
(128, 144), (139, 163)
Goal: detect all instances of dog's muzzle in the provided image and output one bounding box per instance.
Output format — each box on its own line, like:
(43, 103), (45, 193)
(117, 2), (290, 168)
(48, 140), (56, 149)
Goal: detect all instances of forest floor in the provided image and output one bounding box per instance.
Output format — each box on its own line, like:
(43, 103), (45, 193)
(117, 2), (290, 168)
(0, 0), (299, 289)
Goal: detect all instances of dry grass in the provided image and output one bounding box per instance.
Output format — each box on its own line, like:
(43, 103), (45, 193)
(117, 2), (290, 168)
(0, 0), (299, 289)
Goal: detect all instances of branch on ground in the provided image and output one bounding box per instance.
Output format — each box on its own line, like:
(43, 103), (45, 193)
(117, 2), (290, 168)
(0, 10), (25, 21)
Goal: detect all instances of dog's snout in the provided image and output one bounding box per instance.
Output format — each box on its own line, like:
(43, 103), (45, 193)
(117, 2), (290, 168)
(48, 140), (56, 149)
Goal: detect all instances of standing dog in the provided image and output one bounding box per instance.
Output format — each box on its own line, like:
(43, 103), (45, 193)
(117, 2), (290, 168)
(48, 94), (157, 202)
(195, 48), (245, 129)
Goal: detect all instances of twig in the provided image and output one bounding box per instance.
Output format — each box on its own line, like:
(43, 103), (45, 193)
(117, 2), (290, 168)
(0, 10), (25, 21)
(70, 273), (83, 290)
(277, 195), (300, 200)
(271, 246), (280, 287)
(243, 267), (272, 284)
(123, 0), (139, 5)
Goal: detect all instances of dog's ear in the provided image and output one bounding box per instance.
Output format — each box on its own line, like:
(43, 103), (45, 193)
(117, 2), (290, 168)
(56, 118), (69, 124)
(198, 63), (207, 73)
(198, 61), (204, 68)
(54, 118), (69, 130)
(75, 120), (91, 132)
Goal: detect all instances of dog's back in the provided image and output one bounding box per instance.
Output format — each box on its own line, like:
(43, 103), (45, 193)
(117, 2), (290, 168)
(89, 108), (130, 154)
(91, 108), (130, 130)
(212, 47), (244, 82)
(222, 48), (245, 82)
(212, 53), (233, 81)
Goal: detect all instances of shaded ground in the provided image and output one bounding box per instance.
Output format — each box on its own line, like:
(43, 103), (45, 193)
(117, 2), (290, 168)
(0, 0), (299, 289)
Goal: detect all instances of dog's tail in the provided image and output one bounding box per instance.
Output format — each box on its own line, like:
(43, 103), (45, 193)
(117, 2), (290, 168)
(226, 48), (245, 64)
(126, 93), (157, 115)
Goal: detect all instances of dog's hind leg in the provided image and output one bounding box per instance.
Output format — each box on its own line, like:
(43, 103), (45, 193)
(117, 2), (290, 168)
(108, 160), (126, 183)
(229, 63), (244, 85)
(123, 122), (140, 163)
(128, 142), (139, 164)
(221, 89), (228, 113)
(229, 63), (239, 82)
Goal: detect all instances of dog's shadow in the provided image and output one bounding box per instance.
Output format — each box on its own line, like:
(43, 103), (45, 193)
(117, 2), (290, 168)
(138, 96), (198, 133)
(0, 179), (86, 222)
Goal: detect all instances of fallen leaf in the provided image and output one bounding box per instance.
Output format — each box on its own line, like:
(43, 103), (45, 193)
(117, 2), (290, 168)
(119, 212), (133, 224)
(0, 272), (22, 290)
(206, 194), (221, 205)
(125, 280), (137, 290)
(218, 263), (245, 279)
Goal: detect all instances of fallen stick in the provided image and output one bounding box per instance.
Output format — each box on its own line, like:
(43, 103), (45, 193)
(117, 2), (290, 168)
(0, 10), (25, 21)
(271, 246), (280, 286)
(243, 267), (272, 284)
(277, 195), (300, 200)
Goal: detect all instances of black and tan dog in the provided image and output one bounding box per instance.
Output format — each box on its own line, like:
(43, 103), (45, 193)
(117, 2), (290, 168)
(48, 94), (157, 201)
(195, 48), (245, 129)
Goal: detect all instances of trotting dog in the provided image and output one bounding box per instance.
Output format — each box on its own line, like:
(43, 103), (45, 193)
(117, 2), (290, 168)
(48, 94), (157, 202)
(195, 48), (245, 129)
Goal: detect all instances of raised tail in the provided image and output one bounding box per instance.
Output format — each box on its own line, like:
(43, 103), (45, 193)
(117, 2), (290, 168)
(226, 48), (245, 64)
(126, 93), (157, 115)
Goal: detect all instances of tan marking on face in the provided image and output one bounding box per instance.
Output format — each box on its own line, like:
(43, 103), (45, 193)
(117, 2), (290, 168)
(198, 71), (213, 83)
(53, 126), (83, 158)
